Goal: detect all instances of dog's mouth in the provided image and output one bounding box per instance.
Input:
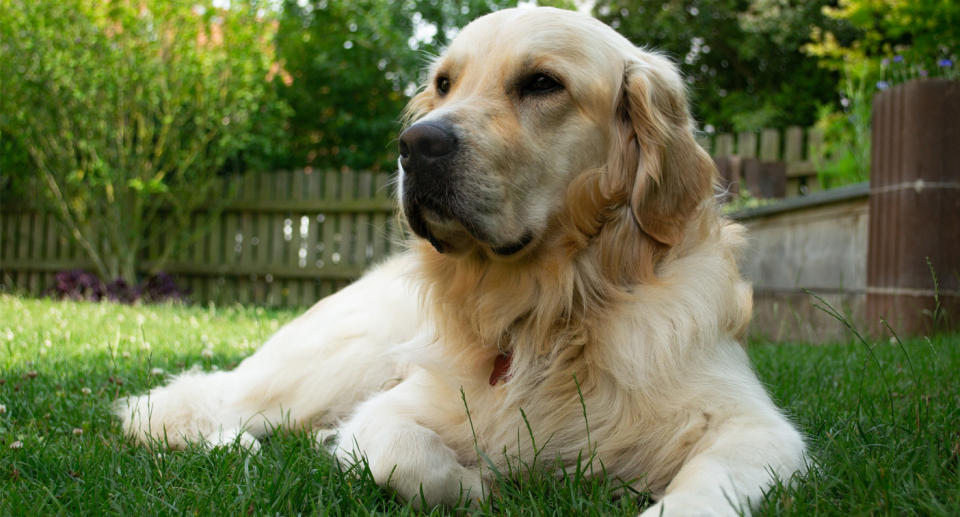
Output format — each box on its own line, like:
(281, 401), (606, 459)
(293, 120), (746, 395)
(403, 201), (463, 254)
(398, 152), (535, 257)
(403, 198), (533, 257)
(489, 232), (534, 256)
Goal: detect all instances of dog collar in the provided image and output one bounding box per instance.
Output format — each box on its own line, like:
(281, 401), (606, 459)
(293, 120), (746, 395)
(489, 352), (512, 385)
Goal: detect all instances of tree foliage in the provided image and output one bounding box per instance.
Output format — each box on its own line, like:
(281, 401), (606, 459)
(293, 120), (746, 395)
(272, 0), (575, 172)
(272, 0), (482, 172)
(806, 0), (960, 74)
(804, 0), (960, 186)
(0, 0), (287, 284)
(273, 0), (419, 172)
(594, 0), (855, 132)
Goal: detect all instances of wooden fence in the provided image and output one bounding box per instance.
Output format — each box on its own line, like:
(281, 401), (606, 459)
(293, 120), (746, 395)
(1, 169), (400, 308)
(698, 126), (823, 197)
(0, 126), (825, 308)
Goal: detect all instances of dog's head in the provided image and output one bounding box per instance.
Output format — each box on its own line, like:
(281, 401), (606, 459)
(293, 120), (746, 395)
(399, 7), (714, 261)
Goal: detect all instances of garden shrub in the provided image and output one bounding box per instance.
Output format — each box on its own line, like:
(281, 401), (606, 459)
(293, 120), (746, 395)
(0, 0), (288, 286)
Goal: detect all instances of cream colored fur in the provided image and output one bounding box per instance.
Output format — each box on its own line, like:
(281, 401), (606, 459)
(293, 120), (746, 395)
(117, 7), (805, 515)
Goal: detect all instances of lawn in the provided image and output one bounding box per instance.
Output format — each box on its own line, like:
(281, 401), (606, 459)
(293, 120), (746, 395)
(1, 293), (958, 515)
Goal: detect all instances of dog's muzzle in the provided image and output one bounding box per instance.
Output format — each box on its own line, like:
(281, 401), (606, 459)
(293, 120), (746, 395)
(398, 121), (462, 252)
(398, 121), (532, 257)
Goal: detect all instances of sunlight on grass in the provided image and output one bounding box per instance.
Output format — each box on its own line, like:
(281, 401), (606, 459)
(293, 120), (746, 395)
(1, 294), (293, 370)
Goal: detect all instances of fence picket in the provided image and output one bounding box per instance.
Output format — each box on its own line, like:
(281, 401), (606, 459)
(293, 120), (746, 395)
(42, 213), (58, 295)
(303, 171), (322, 303)
(188, 211), (205, 303)
(806, 128), (824, 163)
(760, 129), (780, 161)
(715, 134), (734, 157)
(206, 206), (224, 305)
(7, 214), (18, 287)
(339, 170), (355, 274)
(296, 170), (314, 305)
(372, 172), (390, 260)
(355, 171), (372, 267)
(0, 211), (8, 268)
(27, 212), (41, 293)
(784, 127), (803, 162)
(321, 170), (339, 284)
(1, 213), (12, 286)
(737, 132), (757, 158)
(15, 212), (30, 290)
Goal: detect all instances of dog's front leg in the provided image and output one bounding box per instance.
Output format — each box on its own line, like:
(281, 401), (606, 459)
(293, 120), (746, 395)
(640, 413), (805, 517)
(333, 370), (483, 508)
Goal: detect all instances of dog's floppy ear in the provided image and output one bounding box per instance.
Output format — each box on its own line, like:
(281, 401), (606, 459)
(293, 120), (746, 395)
(609, 52), (715, 248)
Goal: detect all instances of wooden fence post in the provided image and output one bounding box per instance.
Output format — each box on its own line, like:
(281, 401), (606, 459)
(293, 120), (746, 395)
(713, 156), (741, 201)
(742, 159), (786, 198)
(867, 79), (960, 336)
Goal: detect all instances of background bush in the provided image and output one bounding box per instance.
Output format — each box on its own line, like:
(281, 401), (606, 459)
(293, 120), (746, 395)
(0, 0), (288, 285)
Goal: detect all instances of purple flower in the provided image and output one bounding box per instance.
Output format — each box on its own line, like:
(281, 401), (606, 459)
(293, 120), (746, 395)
(919, 69), (928, 77)
(893, 55), (904, 63)
(876, 80), (890, 90)
(881, 58), (890, 66)
(938, 58), (954, 68)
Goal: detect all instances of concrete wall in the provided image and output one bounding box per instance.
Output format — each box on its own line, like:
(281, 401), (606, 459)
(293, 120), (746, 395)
(732, 183), (869, 343)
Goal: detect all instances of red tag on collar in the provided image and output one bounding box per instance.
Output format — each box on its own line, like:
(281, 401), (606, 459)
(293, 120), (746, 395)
(489, 352), (512, 386)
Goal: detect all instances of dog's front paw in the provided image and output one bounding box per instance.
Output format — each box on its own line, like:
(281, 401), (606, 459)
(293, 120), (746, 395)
(314, 428), (339, 451)
(388, 455), (486, 509)
(639, 494), (746, 517)
(334, 424), (484, 508)
(205, 426), (261, 453)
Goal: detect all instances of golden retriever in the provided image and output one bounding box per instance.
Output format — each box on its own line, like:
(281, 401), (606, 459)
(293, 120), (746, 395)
(117, 7), (806, 515)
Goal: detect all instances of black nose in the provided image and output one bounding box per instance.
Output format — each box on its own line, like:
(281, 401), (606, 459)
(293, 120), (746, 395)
(398, 122), (457, 164)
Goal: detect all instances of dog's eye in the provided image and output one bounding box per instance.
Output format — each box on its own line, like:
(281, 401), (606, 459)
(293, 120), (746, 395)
(520, 73), (563, 96)
(436, 76), (451, 96)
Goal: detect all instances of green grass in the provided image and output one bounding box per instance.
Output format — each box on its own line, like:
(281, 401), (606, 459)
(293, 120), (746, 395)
(1, 293), (958, 515)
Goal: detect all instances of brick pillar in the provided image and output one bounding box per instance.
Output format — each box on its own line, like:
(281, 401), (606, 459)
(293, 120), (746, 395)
(867, 79), (960, 336)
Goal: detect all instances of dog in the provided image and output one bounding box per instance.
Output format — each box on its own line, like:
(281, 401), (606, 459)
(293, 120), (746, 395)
(117, 7), (806, 515)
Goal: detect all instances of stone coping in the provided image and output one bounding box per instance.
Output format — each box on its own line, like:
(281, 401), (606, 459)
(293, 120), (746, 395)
(729, 182), (869, 221)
